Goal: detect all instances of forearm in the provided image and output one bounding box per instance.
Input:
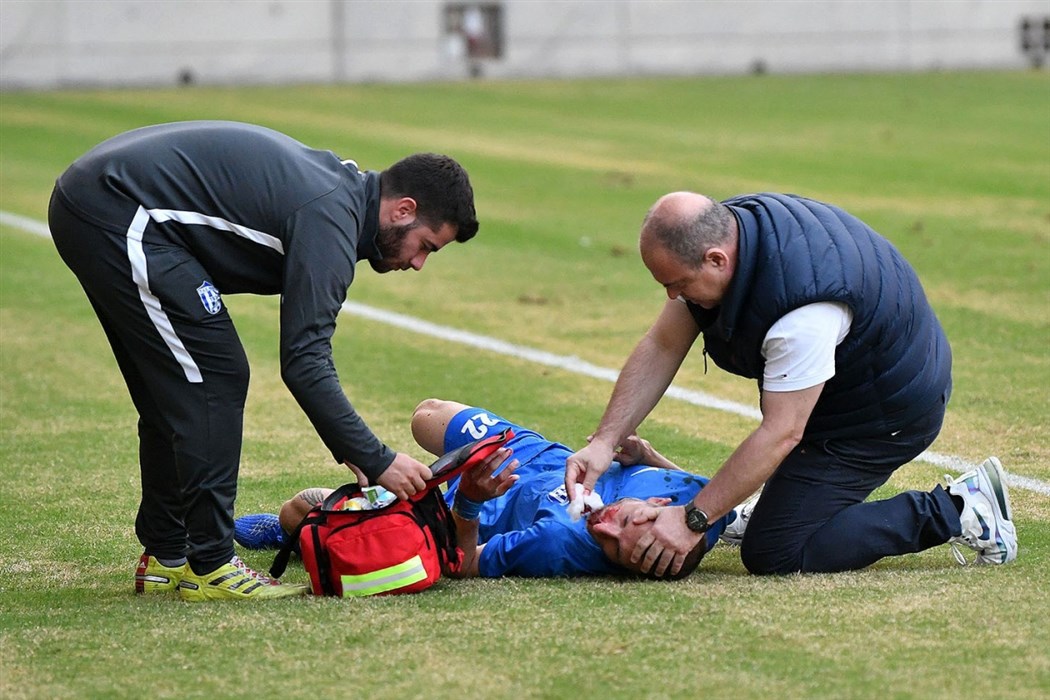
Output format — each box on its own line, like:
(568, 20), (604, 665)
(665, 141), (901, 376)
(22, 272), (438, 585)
(279, 279), (394, 478)
(638, 442), (682, 471)
(691, 425), (797, 520)
(447, 448), (516, 578)
(593, 301), (698, 446)
(690, 385), (822, 519)
(593, 336), (686, 446)
(450, 512), (482, 578)
(282, 355), (394, 479)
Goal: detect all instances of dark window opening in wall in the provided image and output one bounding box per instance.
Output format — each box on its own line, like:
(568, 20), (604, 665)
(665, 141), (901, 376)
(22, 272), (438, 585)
(445, 3), (504, 60)
(1018, 15), (1050, 68)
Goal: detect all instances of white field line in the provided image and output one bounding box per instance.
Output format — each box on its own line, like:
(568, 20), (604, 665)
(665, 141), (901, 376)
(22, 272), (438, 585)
(343, 301), (1050, 496)
(1, 210), (52, 237)
(6, 210), (1048, 497)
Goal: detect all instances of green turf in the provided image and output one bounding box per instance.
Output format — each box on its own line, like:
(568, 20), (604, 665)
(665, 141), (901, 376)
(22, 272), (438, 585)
(1, 72), (1048, 699)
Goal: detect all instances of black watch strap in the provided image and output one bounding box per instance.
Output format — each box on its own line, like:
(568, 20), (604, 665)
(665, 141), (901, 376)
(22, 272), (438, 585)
(683, 502), (710, 534)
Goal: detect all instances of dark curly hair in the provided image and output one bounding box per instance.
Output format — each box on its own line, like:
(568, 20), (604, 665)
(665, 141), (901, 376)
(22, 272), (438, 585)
(646, 539), (709, 581)
(380, 153), (478, 242)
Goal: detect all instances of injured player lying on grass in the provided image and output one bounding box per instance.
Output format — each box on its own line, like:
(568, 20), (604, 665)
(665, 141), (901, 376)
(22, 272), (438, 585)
(236, 399), (757, 579)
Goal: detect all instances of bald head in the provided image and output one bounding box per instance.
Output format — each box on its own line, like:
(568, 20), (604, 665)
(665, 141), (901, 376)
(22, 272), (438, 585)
(640, 192), (736, 268)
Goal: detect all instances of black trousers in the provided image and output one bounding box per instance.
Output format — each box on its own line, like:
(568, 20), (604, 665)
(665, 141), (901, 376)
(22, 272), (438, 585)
(49, 191), (248, 573)
(740, 389), (956, 575)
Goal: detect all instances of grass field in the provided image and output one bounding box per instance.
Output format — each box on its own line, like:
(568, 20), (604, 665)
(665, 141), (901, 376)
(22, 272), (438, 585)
(1, 71), (1048, 699)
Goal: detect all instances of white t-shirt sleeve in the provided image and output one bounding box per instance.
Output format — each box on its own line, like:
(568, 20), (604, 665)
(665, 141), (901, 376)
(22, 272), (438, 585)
(761, 302), (853, 392)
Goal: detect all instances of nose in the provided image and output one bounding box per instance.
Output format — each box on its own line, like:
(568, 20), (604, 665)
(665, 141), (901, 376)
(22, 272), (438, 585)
(409, 251), (428, 271)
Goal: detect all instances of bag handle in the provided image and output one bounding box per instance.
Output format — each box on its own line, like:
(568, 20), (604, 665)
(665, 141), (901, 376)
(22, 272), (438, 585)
(269, 507), (321, 579)
(319, 482), (366, 511)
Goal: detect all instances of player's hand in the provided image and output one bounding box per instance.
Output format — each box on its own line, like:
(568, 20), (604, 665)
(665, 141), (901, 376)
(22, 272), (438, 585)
(376, 452), (433, 500)
(629, 505), (702, 578)
(613, 434), (653, 466)
(564, 440), (616, 497)
(457, 447), (519, 502)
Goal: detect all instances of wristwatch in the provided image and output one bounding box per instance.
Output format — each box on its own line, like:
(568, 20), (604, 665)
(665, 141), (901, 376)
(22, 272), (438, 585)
(683, 502), (711, 534)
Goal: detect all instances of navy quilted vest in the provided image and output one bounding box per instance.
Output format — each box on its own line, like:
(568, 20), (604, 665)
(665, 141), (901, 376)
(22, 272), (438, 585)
(686, 193), (951, 439)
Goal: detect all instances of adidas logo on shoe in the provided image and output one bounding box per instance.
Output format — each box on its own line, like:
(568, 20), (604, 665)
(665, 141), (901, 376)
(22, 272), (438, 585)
(178, 555), (308, 601)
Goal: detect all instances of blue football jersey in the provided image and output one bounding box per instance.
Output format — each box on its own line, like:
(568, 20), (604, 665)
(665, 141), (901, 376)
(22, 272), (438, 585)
(442, 407), (717, 578)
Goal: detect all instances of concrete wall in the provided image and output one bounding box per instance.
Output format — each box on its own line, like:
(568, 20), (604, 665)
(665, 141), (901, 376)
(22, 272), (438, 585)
(1, 0), (1046, 89)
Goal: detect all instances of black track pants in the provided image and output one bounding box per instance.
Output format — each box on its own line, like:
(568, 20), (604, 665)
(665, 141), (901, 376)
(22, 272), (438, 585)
(49, 191), (248, 573)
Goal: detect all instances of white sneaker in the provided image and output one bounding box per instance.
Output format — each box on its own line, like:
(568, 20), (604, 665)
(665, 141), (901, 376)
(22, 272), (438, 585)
(945, 457), (1018, 566)
(720, 490), (761, 546)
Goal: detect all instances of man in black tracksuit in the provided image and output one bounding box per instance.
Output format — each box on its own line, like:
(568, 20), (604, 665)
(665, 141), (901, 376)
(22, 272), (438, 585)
(48, 121), (479, 600)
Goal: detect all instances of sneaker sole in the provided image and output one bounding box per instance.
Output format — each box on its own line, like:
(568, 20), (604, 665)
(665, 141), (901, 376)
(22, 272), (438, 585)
(178, 580), (308, 602)
(977, 458), (1018, 564)
(135, 574), (180, 594)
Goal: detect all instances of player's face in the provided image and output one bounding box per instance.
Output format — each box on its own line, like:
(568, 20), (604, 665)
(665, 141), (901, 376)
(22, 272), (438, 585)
(586, 498), (664, 572)
(370, 220), (458, 273)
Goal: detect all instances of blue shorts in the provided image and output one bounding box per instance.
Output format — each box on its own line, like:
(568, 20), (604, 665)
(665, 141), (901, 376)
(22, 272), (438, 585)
(442, 406), (572, 485)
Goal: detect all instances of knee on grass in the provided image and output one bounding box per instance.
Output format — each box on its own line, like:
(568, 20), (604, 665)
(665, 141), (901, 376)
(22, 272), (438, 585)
(278, 487), (331, 534)
(740, 539), (804, 576)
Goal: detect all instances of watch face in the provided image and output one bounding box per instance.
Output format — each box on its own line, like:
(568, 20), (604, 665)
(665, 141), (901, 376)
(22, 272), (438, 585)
(685, 504), (709, 533)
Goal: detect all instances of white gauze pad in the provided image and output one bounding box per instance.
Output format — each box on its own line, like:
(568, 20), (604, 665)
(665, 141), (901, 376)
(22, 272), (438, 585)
(568, 483), (605, 521)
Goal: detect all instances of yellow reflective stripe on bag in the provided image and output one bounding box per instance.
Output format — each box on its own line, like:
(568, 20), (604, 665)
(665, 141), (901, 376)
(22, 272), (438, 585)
(340, 555), (428, 597)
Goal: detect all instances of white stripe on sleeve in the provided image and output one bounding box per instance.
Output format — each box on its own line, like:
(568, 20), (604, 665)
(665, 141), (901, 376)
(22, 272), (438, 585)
(146, 208), (284, 254)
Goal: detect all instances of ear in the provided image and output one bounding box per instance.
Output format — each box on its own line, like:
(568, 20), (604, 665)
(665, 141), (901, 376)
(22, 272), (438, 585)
(704, 247), (729, 270)
(590, 519), (619, 537)
(390, 196), (418, 222)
